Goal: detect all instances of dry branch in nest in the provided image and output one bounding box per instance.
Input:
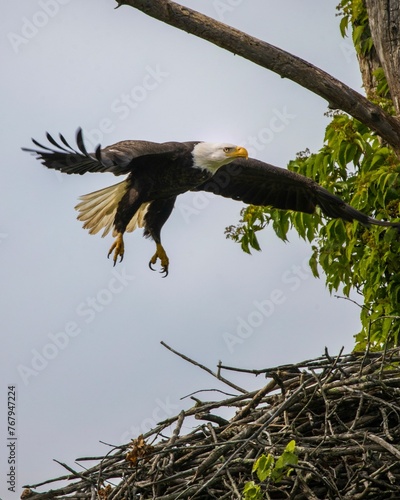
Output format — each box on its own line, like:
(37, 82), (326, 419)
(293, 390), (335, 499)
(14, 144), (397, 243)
(22, 346), (400, 499)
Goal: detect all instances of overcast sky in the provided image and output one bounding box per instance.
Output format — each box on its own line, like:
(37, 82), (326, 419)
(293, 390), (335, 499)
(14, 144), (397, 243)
(1, 1), (364, 495)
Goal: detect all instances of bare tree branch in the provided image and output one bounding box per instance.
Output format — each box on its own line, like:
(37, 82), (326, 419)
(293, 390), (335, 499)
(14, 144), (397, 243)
(116, 0), (400, 151)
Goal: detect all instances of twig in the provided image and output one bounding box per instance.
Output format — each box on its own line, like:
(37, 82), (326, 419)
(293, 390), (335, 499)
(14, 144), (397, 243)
(367, 433), (400, 460)
(160, 341), (247, 393)
(181, 388), (237, 400)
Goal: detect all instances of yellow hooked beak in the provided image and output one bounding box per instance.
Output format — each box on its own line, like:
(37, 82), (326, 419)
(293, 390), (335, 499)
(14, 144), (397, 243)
(226, 146), (248, 160)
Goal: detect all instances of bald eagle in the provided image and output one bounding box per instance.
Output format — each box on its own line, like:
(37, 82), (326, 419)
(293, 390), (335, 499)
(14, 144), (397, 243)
(23, 129), (400, 276)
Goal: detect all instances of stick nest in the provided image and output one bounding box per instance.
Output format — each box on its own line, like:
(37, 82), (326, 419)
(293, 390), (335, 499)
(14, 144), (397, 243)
(22, 347), (400, 499)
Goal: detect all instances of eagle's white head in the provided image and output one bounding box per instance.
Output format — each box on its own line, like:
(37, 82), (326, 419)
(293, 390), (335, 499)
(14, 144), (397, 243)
(192, 142), (248, 173)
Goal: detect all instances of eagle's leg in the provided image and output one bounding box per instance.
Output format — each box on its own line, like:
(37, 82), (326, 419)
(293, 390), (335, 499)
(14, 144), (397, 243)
(149, 243), (169, 277)
(144, 197), (176, 277)
(107, 232), (124, 266)
(109, 184), (145, 266)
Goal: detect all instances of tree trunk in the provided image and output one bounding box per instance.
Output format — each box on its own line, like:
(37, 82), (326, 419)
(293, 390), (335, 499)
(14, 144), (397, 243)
(356, 46), (382, 99)
(365, 0), (400, 114)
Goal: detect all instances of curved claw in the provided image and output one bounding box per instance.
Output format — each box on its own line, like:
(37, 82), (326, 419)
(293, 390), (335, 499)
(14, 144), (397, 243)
(149, 243), (169, 277)
(107, 233), (124, 266)
(149, 261), (169, 278)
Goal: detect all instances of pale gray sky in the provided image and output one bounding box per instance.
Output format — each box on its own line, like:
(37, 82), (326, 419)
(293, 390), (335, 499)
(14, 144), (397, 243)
(1, 1), (363, 495)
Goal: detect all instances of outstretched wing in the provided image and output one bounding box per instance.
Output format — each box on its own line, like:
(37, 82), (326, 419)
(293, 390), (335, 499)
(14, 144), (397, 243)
(22, 128), (191, 176)
(193, 157), (400, 229)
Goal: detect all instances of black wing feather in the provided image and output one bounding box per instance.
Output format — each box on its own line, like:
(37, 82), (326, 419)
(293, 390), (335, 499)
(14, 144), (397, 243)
(23, 129), (103, 175)
(59, 132), (74, 150)
(94, 144), (103, 164)
(194, 157), (400, 230)
(46, 132), (70, 152)
(22, 129), (194, 177)
(31, 137), (56, 152)
(76, 128), (89, 156)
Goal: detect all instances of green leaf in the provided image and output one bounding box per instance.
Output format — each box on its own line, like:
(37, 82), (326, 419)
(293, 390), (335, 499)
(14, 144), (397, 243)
(243, 481), (263, 500)
(339, 15), (349, 38)
(275, 451), (298, 471)
(337, 140), (348, 169)
(344, 142), (358, 167)
(249, 230), (261, 252)
(371, 154), (385, 169)
(309, 250), (320, 278)
(253, 454), (274, 482)
(285, 440), (296, 453)
(241, 235), (251, 254)
(352, 25), (364, 50)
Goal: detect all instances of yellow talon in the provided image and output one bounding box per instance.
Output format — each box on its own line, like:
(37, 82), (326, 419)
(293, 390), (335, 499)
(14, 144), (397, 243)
(149, 243), (169, 277)
(107, 233), (124, 266)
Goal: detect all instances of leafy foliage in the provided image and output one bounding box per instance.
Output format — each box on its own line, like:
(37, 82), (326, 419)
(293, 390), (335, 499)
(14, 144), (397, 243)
(243, 440), (298, 499)
(226, 113), (400, 350)
(227, 2), (400, 351)
(337, 0), (373, 55)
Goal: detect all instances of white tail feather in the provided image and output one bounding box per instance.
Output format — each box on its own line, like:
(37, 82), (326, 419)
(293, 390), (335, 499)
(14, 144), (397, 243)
(75, 180), (149, 237)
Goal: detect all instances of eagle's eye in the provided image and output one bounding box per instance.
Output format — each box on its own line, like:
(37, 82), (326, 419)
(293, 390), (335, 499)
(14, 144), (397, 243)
(223, 147), (231, 153)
